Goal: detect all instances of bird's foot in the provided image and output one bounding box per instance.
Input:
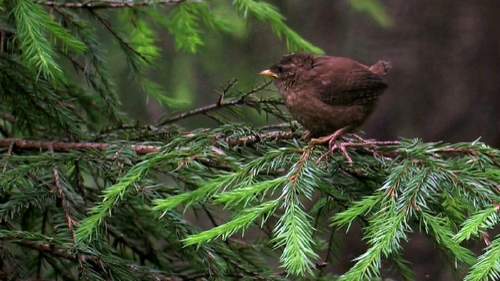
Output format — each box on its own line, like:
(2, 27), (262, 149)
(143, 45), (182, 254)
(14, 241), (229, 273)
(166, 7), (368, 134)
(332, 137), (400, 164)
(310, 127), (349, 163)
(311, 130), (400, 165)
(301, 130), (313, 141)
(310, 127), (348, 147)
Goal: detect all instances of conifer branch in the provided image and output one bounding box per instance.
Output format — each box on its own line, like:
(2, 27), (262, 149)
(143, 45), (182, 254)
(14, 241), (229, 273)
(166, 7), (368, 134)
(0, 130), (297, 154)
(0, 138), (162, 154)
(158, 81), (278, 125)
(40, 0), (186, 9)
(89, 10), (151, 64)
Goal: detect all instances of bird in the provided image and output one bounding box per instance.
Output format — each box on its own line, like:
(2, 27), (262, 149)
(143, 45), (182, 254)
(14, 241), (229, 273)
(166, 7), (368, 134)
(258, 53), (391, 148)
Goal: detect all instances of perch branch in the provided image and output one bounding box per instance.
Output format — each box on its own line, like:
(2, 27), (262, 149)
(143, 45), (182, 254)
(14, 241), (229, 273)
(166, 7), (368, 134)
(0, 130), (297, 155)
(0, 139), (161, 155)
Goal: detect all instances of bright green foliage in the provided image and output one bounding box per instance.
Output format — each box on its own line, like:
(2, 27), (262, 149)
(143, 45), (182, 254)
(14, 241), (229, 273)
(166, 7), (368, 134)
(340, 201), (409, 281)
(464, 235), (500, 281)
(271, 148), (320, 275)
(166, 2), (205, 53)
(349, 0), (393, 27)
(216, 177), (286, 208)
(332, 194), (381, 229)
(234, 0), (324, 54)
(454, 205), (499, 243)
(183, 200), (279, 245)
(420, 212), (476, 266)
(129, 18), (160, 61)
(76, 150), (191, 242)
(153, 174), (232, 214)
(12, 0), (86, 80)
(12, 0), (61, 79)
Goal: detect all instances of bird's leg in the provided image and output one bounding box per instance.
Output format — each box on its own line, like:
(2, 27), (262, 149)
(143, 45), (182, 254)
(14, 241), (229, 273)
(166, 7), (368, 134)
(311, 128), (400, 164)
(310, 127), (351, 163)
(309, 127), (348, 148)
(302, 130), (314, 141)
(332, 138), (401, 164)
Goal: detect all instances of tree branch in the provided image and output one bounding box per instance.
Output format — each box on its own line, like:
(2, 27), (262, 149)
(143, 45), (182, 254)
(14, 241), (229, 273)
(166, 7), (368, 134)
(0, 139), (162, 155)
(158, 81), (280, 125)
(0, 129), (297, 155)
(89, 10), (151, 64)
(40, 0), (186, 9)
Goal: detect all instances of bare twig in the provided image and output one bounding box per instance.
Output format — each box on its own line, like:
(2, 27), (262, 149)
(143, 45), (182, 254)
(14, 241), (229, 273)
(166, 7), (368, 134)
(52, 168), (78, 244)
(0, 139), (161, 155)
(0, 130), (297, 155)
(89, 10), (151, 64)
(158, 81), (278, 125)
(40, 0), (186, 9)
(225, 130), (296, 146)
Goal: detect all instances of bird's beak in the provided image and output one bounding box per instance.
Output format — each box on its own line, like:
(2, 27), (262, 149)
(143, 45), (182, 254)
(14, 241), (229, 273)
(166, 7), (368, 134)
(258, 69), (278, 79)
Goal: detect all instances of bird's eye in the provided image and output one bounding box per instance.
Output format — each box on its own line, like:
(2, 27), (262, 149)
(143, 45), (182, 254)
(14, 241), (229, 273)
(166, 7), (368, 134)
(277, 66), (284, 73)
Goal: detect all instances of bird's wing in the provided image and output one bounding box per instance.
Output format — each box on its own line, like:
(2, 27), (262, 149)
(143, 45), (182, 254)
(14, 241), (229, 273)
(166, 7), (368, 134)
(311, 57), (388, 106)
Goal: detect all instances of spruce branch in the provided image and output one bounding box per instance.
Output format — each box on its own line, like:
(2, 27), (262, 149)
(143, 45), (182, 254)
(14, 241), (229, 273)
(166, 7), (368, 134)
(233, 0), (324, 54)
(272, 146), (320, 276)
(76, 148), (195, 243)
(13, 0), (62, 79)
(0, 130), (297, 154)
(339, 201), (410, 281)
(89, 10), (151, 64)
(420, 212), (476, 266)
(454, 205), (500, 244)
(158, 80), (278, 125)
(40, 0), (186, 9)
(183, 200), (279, 246)
(464, 235), (500, 281)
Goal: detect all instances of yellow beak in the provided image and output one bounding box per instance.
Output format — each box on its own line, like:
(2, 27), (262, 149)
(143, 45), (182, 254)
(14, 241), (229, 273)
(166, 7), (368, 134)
(258, 69), (278, 79)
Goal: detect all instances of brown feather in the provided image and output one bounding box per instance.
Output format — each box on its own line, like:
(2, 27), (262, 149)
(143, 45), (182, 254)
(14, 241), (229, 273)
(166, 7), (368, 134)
(268, 54), (390, 136)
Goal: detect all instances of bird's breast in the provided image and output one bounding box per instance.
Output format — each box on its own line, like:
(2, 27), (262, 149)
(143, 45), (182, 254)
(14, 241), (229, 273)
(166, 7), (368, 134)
(283, 90), (373, 136)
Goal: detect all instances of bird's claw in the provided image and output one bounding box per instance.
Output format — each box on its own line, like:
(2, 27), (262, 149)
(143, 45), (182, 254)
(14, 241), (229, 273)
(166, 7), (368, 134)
(312, 132), (400, 165)
(330, 142), (354, 165)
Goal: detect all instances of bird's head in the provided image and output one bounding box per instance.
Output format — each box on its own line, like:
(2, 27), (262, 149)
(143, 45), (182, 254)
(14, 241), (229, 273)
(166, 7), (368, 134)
(258, 54), (315, 85)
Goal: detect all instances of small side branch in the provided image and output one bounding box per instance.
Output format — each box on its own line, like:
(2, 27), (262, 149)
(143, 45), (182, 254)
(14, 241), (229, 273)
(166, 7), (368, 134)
(89, 10), (151, 63)
(158, 81), (279, 125)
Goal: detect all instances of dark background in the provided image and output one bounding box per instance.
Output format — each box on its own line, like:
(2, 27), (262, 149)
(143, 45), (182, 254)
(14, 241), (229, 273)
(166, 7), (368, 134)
(115, 0), (500, 147)
(111, 1), (499, 279)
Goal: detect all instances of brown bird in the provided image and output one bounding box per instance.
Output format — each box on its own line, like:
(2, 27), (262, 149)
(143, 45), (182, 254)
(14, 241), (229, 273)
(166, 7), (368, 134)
(259, 54), (391, 147)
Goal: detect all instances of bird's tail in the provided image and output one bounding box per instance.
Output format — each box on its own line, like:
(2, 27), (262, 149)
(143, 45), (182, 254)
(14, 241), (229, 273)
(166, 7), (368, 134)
(369, 60), (392, 76)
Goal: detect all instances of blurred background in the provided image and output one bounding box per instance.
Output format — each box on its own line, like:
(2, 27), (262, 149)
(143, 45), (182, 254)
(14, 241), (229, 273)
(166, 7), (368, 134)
(110, 0), (500, 147)
(105, 2), (499, 279)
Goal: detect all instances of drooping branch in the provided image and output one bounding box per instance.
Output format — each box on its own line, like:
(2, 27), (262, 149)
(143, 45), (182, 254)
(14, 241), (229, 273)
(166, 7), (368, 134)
(89, 10), (151, 64)
(40, 0), (186, 9)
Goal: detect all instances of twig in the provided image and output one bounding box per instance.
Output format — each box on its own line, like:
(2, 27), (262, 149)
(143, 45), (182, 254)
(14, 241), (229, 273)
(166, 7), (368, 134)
(14, 240), (77, 261)
(225, 130), (296, 146)
(0, 139), (161, 155)
(158, 81), (277, 125)
(89, 10), (150, 64)
(53, 168), (77, 241)
(40, 0), (186, 9)
(0, 130), (297, 155)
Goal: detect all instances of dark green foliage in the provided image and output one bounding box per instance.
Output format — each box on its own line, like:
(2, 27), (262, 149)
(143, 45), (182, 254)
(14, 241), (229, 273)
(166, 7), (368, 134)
(0, 1), (498, 281)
